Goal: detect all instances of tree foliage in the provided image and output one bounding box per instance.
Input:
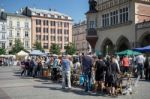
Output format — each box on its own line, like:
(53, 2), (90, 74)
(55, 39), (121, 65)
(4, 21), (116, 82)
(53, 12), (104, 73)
(0, 48), (6, 55)
(50, 43), (61, 55)
(34, 41), (44, 52)
(9, 39), (24, 54)
(65, 43), (76, 55)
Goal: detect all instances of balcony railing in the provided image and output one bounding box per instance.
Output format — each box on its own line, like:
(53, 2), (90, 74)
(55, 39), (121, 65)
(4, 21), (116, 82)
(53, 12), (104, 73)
(87, 28), (97, 36)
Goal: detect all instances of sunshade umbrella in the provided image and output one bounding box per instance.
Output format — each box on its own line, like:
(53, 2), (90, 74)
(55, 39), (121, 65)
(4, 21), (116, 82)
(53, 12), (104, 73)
(133, 45), (150, 52)
(116, 49), (141, 56)
(95, 49), (102, 56)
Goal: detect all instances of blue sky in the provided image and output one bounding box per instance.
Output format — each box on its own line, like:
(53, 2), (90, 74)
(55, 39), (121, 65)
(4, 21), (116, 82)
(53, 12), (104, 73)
(0, 0), (88, 23)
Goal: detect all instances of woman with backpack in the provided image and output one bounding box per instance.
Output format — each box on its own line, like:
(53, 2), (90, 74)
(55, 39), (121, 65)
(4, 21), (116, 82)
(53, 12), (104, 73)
(106, 56), (120, 96)
(94, 55), (106, 94)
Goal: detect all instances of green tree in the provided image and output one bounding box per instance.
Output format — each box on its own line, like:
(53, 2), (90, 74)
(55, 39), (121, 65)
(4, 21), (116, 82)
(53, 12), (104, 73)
(50, 43), (61, 55)
(0, 48), (6, 55)
(10, 39), (24, 54)
(65, 43), (76, 55)
(34, 41), (44, 52)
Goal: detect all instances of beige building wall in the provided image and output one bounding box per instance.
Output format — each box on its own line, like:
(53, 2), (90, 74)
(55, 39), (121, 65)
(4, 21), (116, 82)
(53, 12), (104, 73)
(86, 0), (150, 54)
(31, 16), (72, 52)
(73, 21), (91, 54)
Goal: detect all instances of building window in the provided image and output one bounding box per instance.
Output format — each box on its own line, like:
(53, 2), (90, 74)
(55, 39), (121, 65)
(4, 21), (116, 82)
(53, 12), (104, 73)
(36, 35), (41, 40)
(25, 41), (29, 48)
(43, 43), (49, 49)
(9, 30), (12, 37)
(110, 10), (118, 25)
(43, 28), (45, 33)
(58, 16), (61, 19)
(51, 21), (56, 26)
(58, 22), (62, 27)
(2, 34), (5, 39)
(9, 21), (13, 27)
(43, 20), (45, 25)
(51, 36), (55, 41)
(25, 31), (29, 37)
(25, 22), (29, 28)
(9, 40), (12, 46)
(43, 28), (48, 33)
(36, 27), (41, 33)
(17, 31), (20, 37)
(64, 37), (69, 42)
(89, 21), (96, 28)
(51, 28), (55, 34)
(44, 14), (47, 17)
(17, 21), (20, 27)
(120, 7), (129, 23)
(65, 17), (68, 20)
(2, 25), (5, 31)
(64, 22), (69, 27)
(45, 28), (49, 33)
(1, 43), (5, 49)
(36, 19), (41, 25)
(102, 13), (109, 27)
(43, 35), (48, 41)
(51, 15), (54, 18)
(58, 29), (62, 34)
(46, 20), (49, 26)
(64, 29), (69, 35)
(58, 36), (62, 41)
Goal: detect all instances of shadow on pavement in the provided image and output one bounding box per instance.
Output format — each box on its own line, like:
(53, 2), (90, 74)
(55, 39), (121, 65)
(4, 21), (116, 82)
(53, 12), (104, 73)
(33, 85), (112, 97)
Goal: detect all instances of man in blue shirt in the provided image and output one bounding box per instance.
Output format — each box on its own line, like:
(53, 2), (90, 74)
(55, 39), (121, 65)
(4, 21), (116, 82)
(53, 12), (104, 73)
(82, 53), (93, 92)
(61, 55), (71, 89)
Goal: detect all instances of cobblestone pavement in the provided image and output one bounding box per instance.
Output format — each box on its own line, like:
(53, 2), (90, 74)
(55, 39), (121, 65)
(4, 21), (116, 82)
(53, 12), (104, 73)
(0, 66), (150, 99)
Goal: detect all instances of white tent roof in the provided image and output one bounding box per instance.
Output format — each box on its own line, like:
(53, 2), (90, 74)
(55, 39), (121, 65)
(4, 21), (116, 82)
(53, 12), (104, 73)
(17, 50), (29, 56)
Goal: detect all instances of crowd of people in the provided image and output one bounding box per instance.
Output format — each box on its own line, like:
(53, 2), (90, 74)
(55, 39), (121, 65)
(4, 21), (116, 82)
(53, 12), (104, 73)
(18, 53), (150, 96)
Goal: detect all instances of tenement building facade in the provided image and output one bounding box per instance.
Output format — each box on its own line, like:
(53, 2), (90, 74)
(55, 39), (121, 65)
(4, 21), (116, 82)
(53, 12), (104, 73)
(86, 0), (150, 55)
(7, 12), (32, 52)
(22, 7), (72, 52)
(0, 9), (7, 50)
(73, 21), (91, 54)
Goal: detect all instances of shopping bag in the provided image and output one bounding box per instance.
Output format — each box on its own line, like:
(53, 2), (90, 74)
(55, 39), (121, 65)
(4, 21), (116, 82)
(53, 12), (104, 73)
(79, 74), (84, 85)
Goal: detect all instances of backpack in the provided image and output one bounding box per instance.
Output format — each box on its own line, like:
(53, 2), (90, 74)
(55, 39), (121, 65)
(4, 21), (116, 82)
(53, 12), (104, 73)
(107, 64), (117, 83)
(30, 60), (35, 67)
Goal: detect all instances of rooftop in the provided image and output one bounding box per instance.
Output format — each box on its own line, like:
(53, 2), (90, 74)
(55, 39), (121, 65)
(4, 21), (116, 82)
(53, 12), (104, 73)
(7, 12), (30, 18)
(27, 7), (72, 20)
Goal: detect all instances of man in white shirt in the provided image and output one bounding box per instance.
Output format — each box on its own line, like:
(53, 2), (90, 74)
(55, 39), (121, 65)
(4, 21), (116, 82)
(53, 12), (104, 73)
(136, 54), (145, 78)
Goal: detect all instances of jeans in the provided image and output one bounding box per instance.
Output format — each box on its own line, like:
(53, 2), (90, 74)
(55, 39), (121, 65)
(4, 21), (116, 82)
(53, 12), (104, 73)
(62, 71), (71, 88)
(137, 63), (144, 78)
(84, 71), (91, 92)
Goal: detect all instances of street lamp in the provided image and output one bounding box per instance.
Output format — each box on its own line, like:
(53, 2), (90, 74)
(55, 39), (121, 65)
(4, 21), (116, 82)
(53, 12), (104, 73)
(106, 45), (108, 55)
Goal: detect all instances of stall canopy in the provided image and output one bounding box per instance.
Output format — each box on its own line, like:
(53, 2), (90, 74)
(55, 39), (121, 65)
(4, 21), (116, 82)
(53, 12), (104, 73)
(95, 49), (102, 56)
(116, 49), (141, 56)
(16, 50), (29, 56)
(30, 50), (46, 56)
(133, 45), (150, 52)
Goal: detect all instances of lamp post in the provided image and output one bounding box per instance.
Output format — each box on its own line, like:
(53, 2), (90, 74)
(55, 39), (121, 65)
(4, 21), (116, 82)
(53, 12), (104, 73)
(106, 45), (108, 55)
